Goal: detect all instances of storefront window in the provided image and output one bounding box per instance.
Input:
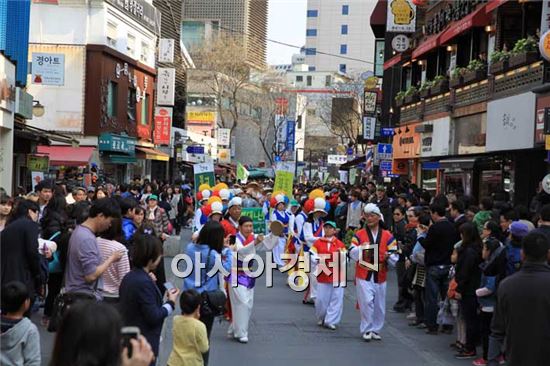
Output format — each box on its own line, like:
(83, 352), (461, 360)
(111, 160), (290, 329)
(128, 88), (136, 121)
(108, 81), (118, 118)
(141, 94), (149, 125)
(444, 171), (472, 197)
(479, 170), (502, 199)
(421, 169), (437, 194)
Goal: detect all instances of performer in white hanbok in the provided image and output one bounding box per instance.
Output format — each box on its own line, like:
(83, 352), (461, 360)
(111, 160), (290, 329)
(269, 193), (293, 267)
(227, 216), (278, 343)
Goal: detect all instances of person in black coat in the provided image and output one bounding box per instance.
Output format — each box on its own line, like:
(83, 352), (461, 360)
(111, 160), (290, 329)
(0, 200), (44, 313)
(454, 222), (482, 358)
(450, 200), (468, 231)
(118, 233), (179, 359)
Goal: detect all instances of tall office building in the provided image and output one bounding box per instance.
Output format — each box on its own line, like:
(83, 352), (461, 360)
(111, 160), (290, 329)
(182, 0), (268, 69)
(305, 0), (376, 74)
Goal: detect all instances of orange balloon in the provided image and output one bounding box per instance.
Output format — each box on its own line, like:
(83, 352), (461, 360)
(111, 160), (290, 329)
(308, 189), (324, 200)
(207, 196), (222, 205)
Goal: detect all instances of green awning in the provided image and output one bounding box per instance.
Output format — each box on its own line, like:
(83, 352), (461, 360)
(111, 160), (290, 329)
(105, 154), (137, 164)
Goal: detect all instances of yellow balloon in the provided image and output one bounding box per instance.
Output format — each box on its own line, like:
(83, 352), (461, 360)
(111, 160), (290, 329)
(272, 190), (285, 198)
(214, 183), (229, 192)
(207, 196), (222, 205)
(198, 183), (211, 192)
(309, 189), (325, 200)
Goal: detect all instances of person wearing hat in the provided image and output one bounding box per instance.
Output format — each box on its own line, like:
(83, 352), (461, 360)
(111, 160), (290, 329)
(221, 197), (243, 237)
(310, 221), (346, 330)
(145, 194), (170, 241)
(349, 203), (399, 341)
(270, 194), (292, 267)
(505, 221), (529, 276)
(193, 190), (211, 232)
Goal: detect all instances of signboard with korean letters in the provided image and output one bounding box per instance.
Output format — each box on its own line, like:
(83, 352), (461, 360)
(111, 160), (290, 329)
(32, 53), (65, 86)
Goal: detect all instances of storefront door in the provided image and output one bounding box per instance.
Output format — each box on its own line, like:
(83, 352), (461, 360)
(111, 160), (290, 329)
(444, 171), (472, 197)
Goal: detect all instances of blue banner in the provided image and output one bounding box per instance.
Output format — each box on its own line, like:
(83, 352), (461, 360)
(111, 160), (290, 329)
(285, 120), (296, 152)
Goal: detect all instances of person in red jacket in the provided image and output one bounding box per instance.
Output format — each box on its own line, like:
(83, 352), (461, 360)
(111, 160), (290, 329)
(349, 203), (398, 342)
(221, 197), (242, 237)
(310, 221), (347, 330)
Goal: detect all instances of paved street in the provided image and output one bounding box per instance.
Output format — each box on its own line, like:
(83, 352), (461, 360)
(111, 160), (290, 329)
(36, 229), (469, 366)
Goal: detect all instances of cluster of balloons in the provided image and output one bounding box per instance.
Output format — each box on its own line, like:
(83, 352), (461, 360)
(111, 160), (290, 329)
(269, 191), (290, 208)
(302, 189), (330, 215)
(197, 182), (234, 219)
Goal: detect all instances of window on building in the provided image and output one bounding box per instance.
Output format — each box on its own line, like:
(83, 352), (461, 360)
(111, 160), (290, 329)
(342, 5), (349, 15)
(305, 48), (316, 55)
(307, 108), (316, 117)
(296, 75), (303, 82)
(306, 29), (317, 37)
(296, 115), (303, 129)
(181, 20), (206, 50)
(339, 64), (347, 73)
(306, 75), (313, 86)
(140, 42), (149, 63)
(107, 81), (118, 117)
(340, 44), (347, 54)
(127, 88), (136, 121)
(141, 94), (149, 125)
(308, 66), (316, 71)
(325, 75), (332, 86)
(307, 9), (318, 17)
(252, 107), (262, 120)
(127, 34), (136, 56)
(107, 21), (117, 47)
(341, 25), (348, 34)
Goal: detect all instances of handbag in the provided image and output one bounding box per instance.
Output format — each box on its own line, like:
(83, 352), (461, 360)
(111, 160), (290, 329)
(47, 290), (96, 332)
(199, 249), (226, 318)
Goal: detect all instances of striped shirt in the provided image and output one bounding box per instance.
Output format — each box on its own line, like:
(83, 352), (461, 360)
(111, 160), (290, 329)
(97, 238), (131, 297)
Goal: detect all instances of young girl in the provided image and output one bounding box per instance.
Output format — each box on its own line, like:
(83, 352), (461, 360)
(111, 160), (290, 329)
(168, 289), (209, 366)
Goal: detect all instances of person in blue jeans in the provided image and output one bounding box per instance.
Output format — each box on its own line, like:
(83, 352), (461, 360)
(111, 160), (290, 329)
(421, 204), (460, 334)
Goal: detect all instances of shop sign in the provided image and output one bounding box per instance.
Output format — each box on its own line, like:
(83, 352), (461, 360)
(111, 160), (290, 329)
(98, 133), (136, 154)
(391, 34), (410, 53)
(104, 0), (160, 33)
(327, 155), (347, 165)
(27, 155), (49, 172)
(536, 96), (550, 144)
(157, 68), (175, 106)
(31, 53), (64, 86)
(392, 159), (409, 175)
(364, 92), (377, 114)
(387, 0), (416, 33)
(218, 148), (231, 164)
(187, 111), (215, 125)
(153, 107), (172, 145)
(392, 122), (420, 159)
(487, 93), (536, 152)
(539, 30), (550, 62)
(158, 39), (174, 63)
(419, 117), (450, 157)
(545, 135), (550, 150)
(217, 128), (230, 146)
(0, 56), (16, 112)
(363, 116), (376, 140)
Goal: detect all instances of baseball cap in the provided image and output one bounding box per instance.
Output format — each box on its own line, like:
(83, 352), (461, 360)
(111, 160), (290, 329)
(510, 221), (529, 238)
(323, 221), (337, 229)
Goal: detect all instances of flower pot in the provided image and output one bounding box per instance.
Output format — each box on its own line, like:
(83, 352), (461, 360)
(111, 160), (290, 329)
(420, 88), (431, 98)
(404, 93), (420, 104)
(508, 51), (540, 69)
(463, 68), (486, 84)
(489, 59), (509, 75)
(449, 76), (463, 89)
(429, 80), (449, 96)
(395, 98), (404, 108)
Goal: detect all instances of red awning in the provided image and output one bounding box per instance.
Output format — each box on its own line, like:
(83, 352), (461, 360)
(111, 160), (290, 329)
(37, 146), (95, 166)
(486, 0), (508, 13)
(370, 0), (387, 26)
(383, 53), (402, 70)
(440, 4), (490, 44)
(412, 34), (441, 60)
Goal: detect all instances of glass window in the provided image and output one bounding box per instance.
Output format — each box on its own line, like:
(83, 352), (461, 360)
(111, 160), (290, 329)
(341, 25), (348, 35)
(252, 107), (261, 120)
(141, 94), (149, 125)
(296, 75), (303, 82)
(308, 66), (316, 71)
(127, 88), (136, 121)
(325, 75), (332, 86)
(297, 115), (303, 129)
(342, 5), (349, 15)
(127, 34), (136, 56)
(307, 9), (318, 17)
(107, 21), (117, 47)
(107, 81), (118, 118)
(339, 64), (346, 73)
(305, 48), (316, 55)
(140, 42), (149, 63)
(306, 75), (313, 86)
(306, 29), (317, 36)
(181, 20), (206, 50)
(340, 44), (347, 55)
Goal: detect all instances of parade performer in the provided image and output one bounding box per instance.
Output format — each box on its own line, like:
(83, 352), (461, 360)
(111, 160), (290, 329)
(221, 197), (243, 237)
(192, 198), (224, 241)
(283, 200), (302, 273)
(193, 184), (212, 231)
(349, 203), (398, 341)
(293, 200), (308, 254)
(269, 192), (292, 267)
(300, 191), (329, 304)
(227, 216), (277, 343)
(310, 221), (347, 330)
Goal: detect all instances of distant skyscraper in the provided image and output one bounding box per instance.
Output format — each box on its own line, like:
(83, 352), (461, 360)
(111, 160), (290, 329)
(304, 0), (376, 74)
(182, 0), (268, 69)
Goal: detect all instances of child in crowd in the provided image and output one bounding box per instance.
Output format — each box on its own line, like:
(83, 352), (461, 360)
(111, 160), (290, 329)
(168, 289), (209, 366)
(0, 281), (41, 366)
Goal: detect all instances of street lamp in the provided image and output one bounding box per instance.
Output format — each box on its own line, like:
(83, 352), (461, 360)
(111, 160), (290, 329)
(32, 100), (45, 117)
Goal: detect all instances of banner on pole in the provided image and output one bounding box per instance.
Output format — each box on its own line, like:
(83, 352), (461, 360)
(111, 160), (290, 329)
(273, 170), (294, 196)
(193, 162), (215, 193)
(237, 162), (250, 183)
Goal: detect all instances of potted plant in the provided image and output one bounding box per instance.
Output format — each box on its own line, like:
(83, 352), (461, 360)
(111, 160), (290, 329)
(508, 37), (540, 68)
(429, 75), (449, 95)
(450, 67), (466, 88)
(403, 86), (419, 104)
(419, 80), (433, 98)
(489, 50), (510, 75)
(395, 91), (406, 107)
(463, 59), (487, 84)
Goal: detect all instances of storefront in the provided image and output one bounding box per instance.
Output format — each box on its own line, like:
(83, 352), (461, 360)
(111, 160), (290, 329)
(98, 133), (136, 183)
(418, 117), (450, 194)
(392, 122), (421, 184)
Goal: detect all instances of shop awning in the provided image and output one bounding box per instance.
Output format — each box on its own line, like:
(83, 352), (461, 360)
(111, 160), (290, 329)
(486, 0), (508, 13)
(370, 0), (387, 27)
(440, 4), (490, 45)
(135, 146), (170, 161)
(105, 154), (137, 164)
(412, 34), (441, 60)
(439, 158), (476, 170)
(422, 162), (441, 170)
(384, 53), (403, 71)
(37, 145), (95, 166)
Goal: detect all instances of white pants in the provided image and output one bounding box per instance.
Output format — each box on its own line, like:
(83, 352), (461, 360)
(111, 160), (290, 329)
(315, 283), (344, 326)
(305, 263), (318, 301)
(356, 277), (387, 334)
(272, 237), (286, 267)
(228, 285), (254, 339)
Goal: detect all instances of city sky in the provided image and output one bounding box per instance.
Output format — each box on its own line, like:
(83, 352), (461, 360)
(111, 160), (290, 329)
(267, 0), (308, 66)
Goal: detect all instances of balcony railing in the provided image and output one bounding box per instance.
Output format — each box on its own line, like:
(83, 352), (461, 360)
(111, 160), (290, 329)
(454, 79), (490, 108)
(424, 92), (452, 116)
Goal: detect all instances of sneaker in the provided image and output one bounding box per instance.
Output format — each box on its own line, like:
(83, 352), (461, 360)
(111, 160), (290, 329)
(317, 320), (324, 326)
(406, 312), (416, 320)
(416, 322), (427, 329)
(371, 332), (382, 341)
(472, 357), (487, 366)
(325, 324), (336, 330)
(238, 337), (248, 344)
(455, 350), (477, 359)
(496, 355), (506, 365)
(362, 332), (372, 342)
